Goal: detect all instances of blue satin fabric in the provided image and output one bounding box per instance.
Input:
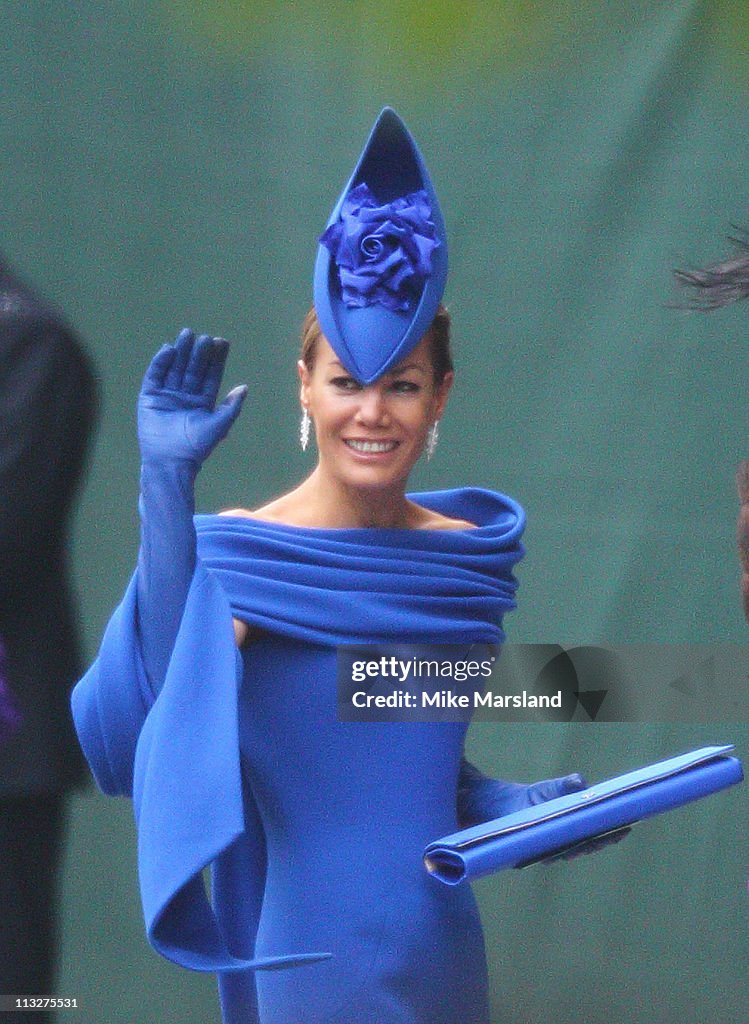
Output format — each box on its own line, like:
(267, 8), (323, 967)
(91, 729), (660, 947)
(71, 487), (524, 1023)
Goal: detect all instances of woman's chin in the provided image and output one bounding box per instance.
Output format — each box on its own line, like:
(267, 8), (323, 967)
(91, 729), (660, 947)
(324, 451), (415, 493)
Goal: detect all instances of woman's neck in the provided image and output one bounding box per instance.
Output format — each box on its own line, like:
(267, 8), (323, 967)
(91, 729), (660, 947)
(279, 467), (418, 530)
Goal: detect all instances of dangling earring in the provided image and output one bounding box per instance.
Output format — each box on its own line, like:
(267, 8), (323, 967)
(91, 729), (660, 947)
(426, 421), (439, 461)
(300, 408), (311, 452)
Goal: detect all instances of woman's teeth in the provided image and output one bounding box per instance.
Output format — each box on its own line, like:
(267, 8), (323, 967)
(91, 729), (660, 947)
(345, 440), (398, 453)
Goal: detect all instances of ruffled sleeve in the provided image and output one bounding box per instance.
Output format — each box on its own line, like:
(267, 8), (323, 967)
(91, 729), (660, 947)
(71, 560), (329, 975)
(71, 573), (152, 796)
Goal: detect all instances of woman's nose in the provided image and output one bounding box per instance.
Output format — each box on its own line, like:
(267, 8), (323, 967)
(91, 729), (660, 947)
(354, 386), (389, 425)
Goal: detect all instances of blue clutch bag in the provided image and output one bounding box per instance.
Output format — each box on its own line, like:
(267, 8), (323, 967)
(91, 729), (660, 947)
(424, 745), (743, 885)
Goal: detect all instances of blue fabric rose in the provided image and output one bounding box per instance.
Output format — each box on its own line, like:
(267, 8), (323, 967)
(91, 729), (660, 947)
(319, 183), (440, 311)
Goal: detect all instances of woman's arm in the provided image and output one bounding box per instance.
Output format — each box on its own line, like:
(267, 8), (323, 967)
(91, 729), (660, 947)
(136, 329), (246, 694)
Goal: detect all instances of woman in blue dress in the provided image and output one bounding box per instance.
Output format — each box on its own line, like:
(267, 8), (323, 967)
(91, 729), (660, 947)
(72, 108), (586, 1024)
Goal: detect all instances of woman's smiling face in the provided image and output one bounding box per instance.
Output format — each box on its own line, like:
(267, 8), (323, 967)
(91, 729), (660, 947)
(298, 331), (453, 494)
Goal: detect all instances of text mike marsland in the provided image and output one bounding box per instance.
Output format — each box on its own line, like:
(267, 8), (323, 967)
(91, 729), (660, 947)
(350, 690), (564, 709)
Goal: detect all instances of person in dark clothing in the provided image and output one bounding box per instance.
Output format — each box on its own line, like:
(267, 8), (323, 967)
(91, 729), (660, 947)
(0, 259), (97, 1021)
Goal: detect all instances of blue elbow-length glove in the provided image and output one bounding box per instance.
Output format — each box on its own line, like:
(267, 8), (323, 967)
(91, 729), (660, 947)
(136, 328), (247, 694)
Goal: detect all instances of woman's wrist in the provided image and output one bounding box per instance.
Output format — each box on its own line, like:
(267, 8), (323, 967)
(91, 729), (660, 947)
(140, 455), (200, 477)
(139, 458), (198, 507)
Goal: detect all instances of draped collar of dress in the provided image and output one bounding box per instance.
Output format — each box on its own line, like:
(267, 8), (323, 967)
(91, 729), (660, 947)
(70, 486), (525, 972)
(195, 487), (525, 646)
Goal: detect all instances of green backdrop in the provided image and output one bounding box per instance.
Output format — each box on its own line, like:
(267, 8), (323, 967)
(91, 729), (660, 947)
(2, 2), (748, 1021)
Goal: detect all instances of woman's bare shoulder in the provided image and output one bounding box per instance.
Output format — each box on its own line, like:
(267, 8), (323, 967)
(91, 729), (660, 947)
(407, 502), (477, 532)
(219, 507), (262, 520)
(218, 490), (304, 525)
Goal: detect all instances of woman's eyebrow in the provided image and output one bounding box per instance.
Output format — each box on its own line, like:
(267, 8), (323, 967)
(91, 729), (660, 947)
(390, 363), (427, 375)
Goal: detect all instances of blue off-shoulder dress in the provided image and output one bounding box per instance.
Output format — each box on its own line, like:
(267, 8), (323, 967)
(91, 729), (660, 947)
(71, 487), (525, 1024)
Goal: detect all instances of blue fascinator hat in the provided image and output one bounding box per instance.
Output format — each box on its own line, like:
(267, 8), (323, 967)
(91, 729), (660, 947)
(314, 107), (448, 385)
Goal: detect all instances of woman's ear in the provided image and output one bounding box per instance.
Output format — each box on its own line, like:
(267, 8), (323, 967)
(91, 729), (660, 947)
(432, 370), (454, 421)
(298, 359), (311, 409)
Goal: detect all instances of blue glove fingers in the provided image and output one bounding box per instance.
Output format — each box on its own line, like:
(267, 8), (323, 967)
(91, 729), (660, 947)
(223, 384), (248, 411)
(526, 773), (587, 806)
(142, 345), (178, 394)
(138, 330), (244, 468)
(184, 384), (247, 454)
(164, 328), (196, 390)
(182, 334), (217, 396)
(556, 772), (587, 794)
(217, 385), (248, 431)
(202, 337), (231, 406)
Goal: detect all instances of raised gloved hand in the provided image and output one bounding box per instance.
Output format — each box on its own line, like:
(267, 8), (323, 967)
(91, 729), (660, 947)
(138, 328), (247, 469)
(136, 329), (246, 696)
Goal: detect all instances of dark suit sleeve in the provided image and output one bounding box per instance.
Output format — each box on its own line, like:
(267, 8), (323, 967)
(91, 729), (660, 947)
(0, 304), (98, 794)
(0, 310), (97, 587)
